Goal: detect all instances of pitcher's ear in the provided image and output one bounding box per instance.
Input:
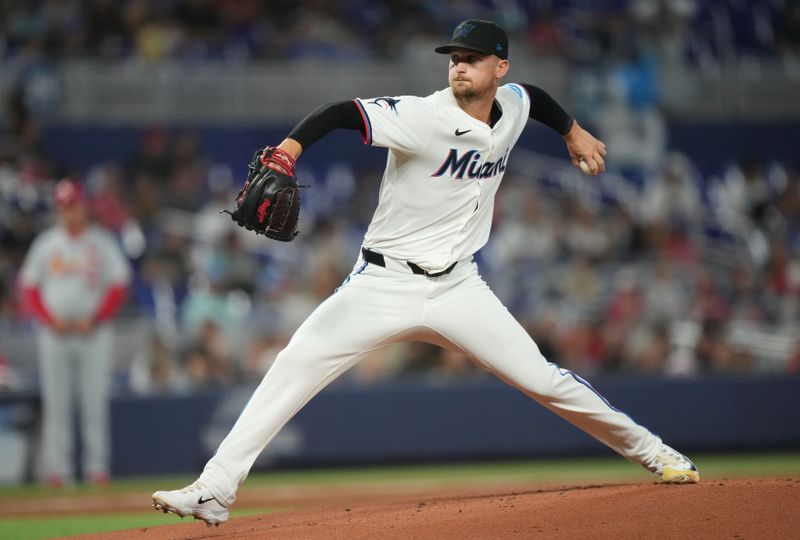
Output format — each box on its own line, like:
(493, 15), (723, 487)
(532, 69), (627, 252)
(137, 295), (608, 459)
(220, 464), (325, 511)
(496, 59), (509, 79)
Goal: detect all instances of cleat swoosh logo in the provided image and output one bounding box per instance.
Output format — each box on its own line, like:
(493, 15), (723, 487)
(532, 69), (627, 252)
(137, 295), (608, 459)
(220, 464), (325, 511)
(198, 496), (216, 504)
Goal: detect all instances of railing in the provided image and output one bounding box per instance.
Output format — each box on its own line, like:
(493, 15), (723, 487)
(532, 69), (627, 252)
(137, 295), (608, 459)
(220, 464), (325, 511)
(4, 59), (800, 124)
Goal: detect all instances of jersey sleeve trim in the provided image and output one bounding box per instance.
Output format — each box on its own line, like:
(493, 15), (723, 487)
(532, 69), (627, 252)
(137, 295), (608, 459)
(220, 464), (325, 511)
(504, 83), (527, 101)
(353, 99), (373, 145)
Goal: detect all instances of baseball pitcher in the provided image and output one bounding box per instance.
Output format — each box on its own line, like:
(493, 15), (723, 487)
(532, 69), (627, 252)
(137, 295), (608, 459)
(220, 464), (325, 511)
(153, 20), (699, 526)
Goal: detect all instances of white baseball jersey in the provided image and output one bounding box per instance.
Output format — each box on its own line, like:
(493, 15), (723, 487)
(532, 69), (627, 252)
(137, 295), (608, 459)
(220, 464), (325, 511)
(355, 83), (530, 273)
(20, 224), (131, 320)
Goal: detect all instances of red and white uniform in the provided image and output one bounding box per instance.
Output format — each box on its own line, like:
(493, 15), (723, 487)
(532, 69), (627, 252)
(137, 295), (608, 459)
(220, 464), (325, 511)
(20, 223), (130, 481)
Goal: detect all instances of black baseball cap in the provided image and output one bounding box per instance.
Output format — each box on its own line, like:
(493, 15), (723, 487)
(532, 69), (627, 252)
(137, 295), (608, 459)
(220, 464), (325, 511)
(435, 19), (508, 60)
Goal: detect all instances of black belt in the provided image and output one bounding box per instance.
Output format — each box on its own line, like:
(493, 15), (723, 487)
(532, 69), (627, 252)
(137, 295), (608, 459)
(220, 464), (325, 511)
(361, 247), (457, 278)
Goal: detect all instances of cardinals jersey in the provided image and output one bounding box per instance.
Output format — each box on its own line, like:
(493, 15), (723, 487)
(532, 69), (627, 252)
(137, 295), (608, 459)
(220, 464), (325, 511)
(20, 225), (131, 320)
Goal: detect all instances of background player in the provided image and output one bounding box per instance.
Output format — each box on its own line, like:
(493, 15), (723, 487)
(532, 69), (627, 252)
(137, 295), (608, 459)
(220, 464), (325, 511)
(20, 178), (131, 487)
(153, 19), (699, 526)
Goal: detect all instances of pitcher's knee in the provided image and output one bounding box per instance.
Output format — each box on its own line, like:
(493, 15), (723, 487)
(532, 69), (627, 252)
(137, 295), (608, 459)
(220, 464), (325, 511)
(499, 362), (568, 398)
(271, 345), (344, 376)
(271, 348), (310, 373)
(514, 377), (550, 398)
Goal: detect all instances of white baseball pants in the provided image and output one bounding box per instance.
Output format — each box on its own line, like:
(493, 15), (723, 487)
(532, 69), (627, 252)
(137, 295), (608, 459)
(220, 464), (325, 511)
(200, 255), (662, 506)
(38, 325), (113, 481)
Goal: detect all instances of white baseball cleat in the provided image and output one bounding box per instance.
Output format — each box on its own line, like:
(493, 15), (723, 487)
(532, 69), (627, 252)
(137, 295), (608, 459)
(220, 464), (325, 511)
(152, 481), (229, 526)
(644, 443), (700, 484)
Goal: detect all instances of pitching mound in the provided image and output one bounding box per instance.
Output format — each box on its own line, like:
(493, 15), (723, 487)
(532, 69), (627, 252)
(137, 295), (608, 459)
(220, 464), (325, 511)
(89, 477), (798, 539)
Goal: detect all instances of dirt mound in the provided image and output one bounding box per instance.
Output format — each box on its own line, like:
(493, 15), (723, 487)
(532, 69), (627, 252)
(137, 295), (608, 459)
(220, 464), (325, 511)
(84, 477), (799, 539)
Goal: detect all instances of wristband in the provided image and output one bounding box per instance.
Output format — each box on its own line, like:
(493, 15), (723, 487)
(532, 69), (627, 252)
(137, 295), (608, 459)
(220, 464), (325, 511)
(260, 147), (296, 176)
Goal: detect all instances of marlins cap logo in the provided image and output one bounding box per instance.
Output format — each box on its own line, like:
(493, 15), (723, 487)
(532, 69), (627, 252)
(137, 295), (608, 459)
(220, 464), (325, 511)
(454, 22), (475, 38)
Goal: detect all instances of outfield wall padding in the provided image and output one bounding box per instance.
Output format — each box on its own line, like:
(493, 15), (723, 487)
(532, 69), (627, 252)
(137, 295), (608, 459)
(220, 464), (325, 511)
(111, 376), (800, 475)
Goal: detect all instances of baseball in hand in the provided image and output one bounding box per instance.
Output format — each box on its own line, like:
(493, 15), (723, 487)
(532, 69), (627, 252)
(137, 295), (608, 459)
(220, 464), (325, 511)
(579, 159), (592, 175)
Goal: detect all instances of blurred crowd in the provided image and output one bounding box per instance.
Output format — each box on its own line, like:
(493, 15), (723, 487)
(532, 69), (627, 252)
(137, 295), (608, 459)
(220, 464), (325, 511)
(1, 0), (799, 397)
(490, 156), (800, 377)
(1, 0), (800, 65)
(1, 119), (798, 394)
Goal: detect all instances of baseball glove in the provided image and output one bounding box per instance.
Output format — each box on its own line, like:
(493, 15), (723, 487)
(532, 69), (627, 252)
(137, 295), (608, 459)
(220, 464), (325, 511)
(224, 146), (301, 241)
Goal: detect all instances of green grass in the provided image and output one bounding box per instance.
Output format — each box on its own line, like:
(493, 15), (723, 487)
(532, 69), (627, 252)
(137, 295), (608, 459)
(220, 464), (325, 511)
(3, 452), (798, 501)
(0, 452), (798, 539)
(0, 508), (277, 540)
